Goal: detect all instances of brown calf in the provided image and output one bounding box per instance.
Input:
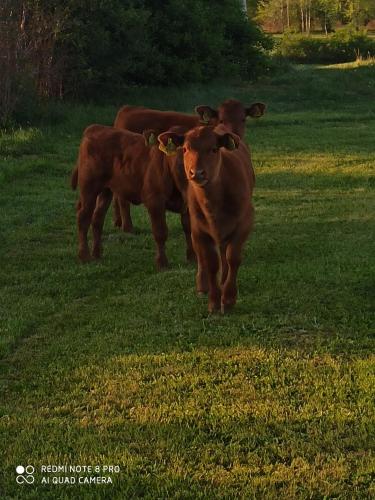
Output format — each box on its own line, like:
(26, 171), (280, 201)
(158, 125), (255, 313)
(71, 124), (193, 268)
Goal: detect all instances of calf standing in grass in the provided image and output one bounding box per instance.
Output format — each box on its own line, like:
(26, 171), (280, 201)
(158, 126), (255, 313)
(71, 124), (193, 267)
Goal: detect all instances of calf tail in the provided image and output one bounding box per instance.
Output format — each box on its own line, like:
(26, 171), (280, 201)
(71, 164), (78, 190)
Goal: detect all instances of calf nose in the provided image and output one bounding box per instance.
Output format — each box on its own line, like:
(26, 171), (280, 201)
(190, 169), (205, 180)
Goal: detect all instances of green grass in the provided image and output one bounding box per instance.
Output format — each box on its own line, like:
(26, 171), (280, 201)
(0, 62), (374, 499)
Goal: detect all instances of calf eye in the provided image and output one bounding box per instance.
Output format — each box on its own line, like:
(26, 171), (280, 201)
(219, 120), (224, 123)
(183, 147), (187, 153)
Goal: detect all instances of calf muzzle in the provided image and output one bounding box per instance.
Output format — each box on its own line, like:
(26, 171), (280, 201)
(189, 169), (207, 185)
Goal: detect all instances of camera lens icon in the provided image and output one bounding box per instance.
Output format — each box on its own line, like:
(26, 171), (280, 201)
(16, 465), (35, 484)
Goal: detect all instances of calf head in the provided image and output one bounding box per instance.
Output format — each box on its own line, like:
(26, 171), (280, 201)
(195, 106), (219, 126)
(196, 99), (266, 139)
(158, 126), (240, 187)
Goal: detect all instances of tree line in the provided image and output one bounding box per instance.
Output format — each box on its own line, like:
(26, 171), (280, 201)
(254, 0), (375, 34)
(0, 0), (271, 126)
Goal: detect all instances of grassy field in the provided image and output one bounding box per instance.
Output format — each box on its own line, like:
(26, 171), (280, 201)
(0, 62), (374, 499)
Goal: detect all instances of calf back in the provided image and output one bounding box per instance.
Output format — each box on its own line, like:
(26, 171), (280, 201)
(114, 106), (200, 134)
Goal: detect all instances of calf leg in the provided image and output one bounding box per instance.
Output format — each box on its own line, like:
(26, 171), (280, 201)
(221, 241), (244, 313)
(220, 244), (229, 286)
(196, 257), (209, 296)
(119, 198), (134, 233)
(180, 209), (195, 263)
(77, 190), (98, 263)
(192, 232), (220, 312)
(146, 201), (169, 270)
(92, 188), (113, 259)
(113, 195), (122, 228)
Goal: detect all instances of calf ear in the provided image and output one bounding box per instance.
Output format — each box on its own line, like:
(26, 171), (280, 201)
(216, 132), (240, 151)
(195, 105), (218, 125)
(143, 129), (157, 147)
(246, 102), (266, 118)
(158, 132), (184, 156)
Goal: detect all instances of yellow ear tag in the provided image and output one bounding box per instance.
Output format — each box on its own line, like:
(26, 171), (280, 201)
(159, 137), (177, 156)
(201, 111), (210, 124)
(227, 137), (237, 150)
(254, 107), (262, 117)
(148, 132), (156, 146)
(145, 132), (156, 147)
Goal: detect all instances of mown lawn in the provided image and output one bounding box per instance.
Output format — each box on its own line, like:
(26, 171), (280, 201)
(0, 62), (374, 499)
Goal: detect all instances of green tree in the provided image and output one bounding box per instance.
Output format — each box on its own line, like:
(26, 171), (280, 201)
(257, 0), (375, 33)
(345, 0), (375, 29)
(59, 0), (272, 93)
(315, 0), (341, 34)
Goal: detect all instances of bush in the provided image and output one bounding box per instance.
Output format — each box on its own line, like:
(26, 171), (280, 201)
(60, 0), (272, 95)
(276, 30), (375, 64)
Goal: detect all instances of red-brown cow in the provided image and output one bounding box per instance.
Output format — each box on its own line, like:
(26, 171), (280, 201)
(71, 124), (193, 268)
(113, 100), (265, 231)
(158, 125), (255, 313)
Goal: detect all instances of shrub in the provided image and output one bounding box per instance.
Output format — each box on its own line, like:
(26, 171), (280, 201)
(60, 0), (273, 94)
(276, 30), (375, 64)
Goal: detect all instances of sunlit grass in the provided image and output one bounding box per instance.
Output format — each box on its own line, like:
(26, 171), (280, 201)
(0, 63), (374, 498)
(324, 57), (375, 69)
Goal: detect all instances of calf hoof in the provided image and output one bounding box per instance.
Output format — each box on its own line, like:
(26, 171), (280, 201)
(114, 218), (122, 228)
(92, 249), (102, 260)
(156, 257), (169, 271)
(208, 299), (221, 314)
(78, 251), (91, 264)
(221, 299), (236, 315)
(221, 303), (234, 315)
(197, 286), (208, 297)
(121, 224), (135, 234)
(196, 277), (208, 295)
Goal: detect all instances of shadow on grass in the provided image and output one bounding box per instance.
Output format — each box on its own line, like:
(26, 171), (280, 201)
(1, 362), (374, 497)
